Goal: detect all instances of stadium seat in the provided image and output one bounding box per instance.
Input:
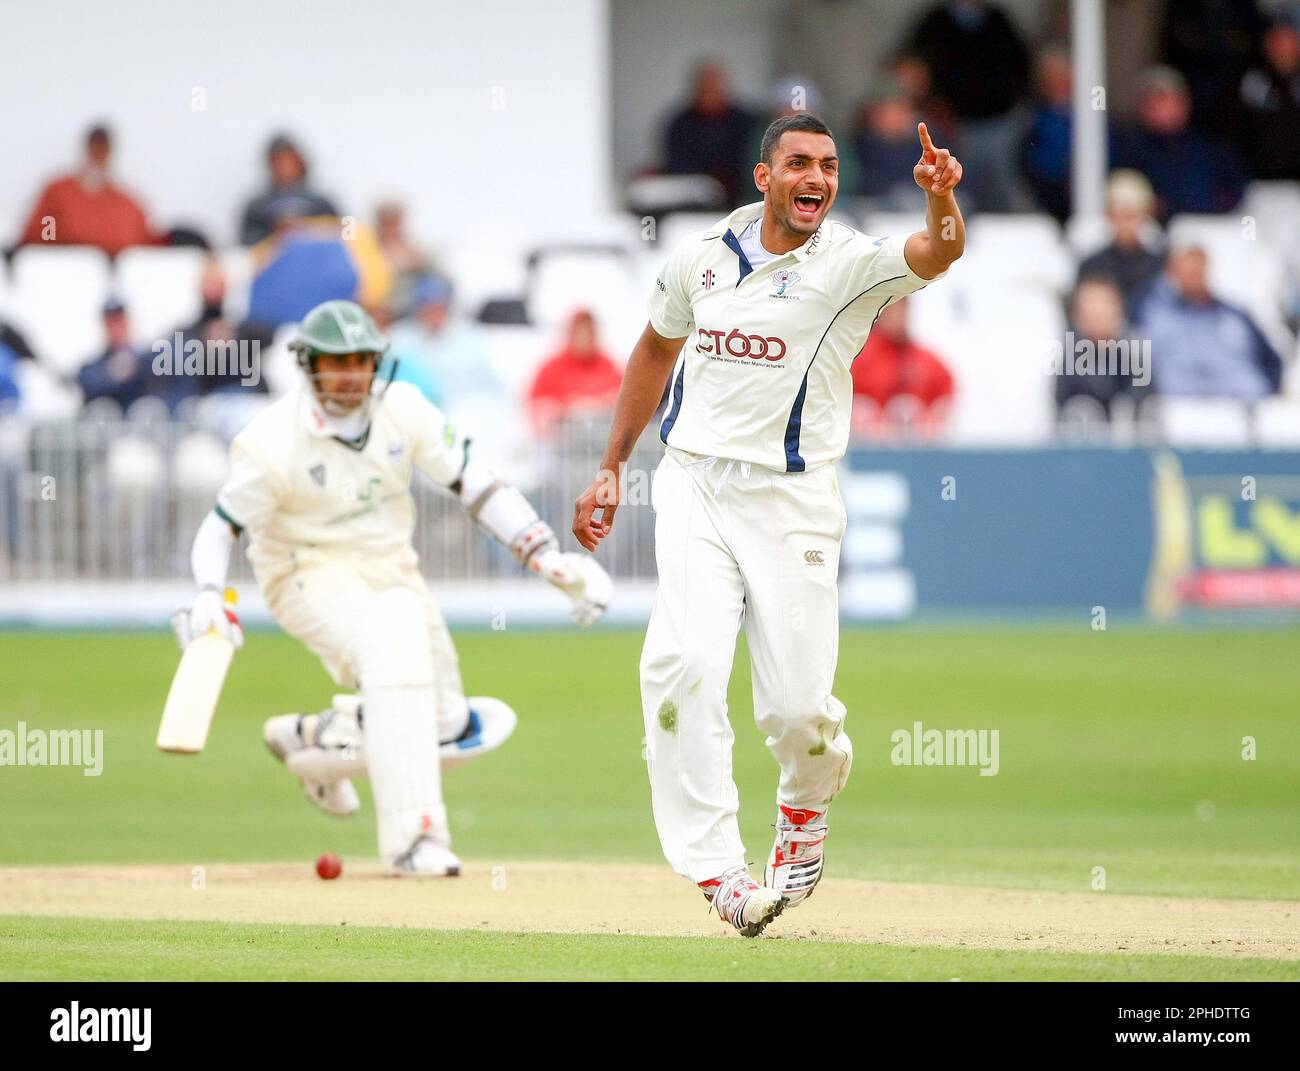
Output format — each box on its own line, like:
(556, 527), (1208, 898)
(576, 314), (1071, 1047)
(9, 246), (111, 375)
(1155, 397), (1253, 446)
(1254, 397), (1300, 447)
(105, 434), (165, 498)
(655, 211), (726, 253)
(174, 430), (230, 497)
(963, 215), (1073, 294)
(1241, 182), (1300, 250)
(527, 245), (637, 331)
(481, 323), (558, 396)
(115, 247), (207, 349)
(218, 247), (253, 323)
(940, 283), (1062, 444)
(861, 211), (926, 239)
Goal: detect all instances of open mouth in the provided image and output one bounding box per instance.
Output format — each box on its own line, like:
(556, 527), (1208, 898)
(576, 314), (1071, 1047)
(793, 191), (825, 221)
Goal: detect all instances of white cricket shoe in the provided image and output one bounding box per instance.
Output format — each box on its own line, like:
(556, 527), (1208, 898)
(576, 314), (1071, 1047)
(263, 711), (361, 818)
(764, 805), (828, 907)
(699, 865), (786, 937)
(388, 837), (462, 877)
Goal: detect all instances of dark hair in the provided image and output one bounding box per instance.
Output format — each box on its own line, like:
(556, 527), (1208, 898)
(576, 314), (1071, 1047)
(86, 124), (111, 146)
(760, 113), (834, 165)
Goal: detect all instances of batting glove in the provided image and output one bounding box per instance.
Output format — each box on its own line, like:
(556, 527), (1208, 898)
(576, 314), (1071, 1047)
(533, 550), (612, 627)
(172, 588), (244, 651)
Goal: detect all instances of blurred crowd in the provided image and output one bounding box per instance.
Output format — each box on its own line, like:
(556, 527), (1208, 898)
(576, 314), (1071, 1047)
(651, 0), (1300, 218)
(1, 0), (1297, 443)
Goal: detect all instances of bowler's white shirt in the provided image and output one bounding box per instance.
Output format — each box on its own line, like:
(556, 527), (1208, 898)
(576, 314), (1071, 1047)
(649, 202), (944, 472)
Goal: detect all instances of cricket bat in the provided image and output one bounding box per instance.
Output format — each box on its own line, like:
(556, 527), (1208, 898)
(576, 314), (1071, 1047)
(157, 590), (237, 754)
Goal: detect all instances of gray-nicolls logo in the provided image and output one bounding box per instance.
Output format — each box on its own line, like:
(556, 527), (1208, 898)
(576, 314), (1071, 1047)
(50, 1002), (151, 1051)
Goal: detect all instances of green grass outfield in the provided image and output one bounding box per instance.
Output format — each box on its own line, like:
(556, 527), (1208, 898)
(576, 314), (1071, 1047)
(3, 915), (1296, 982)
(1, 626), (1297, 980)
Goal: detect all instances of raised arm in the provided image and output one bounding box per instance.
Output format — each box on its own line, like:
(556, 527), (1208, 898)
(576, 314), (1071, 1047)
(903, 122), (966, 281)
(572, 322), (687, 551)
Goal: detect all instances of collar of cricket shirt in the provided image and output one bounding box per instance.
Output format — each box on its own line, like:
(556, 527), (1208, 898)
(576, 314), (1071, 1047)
(716, 201), (830, 265)
(298, 384), (372, 450)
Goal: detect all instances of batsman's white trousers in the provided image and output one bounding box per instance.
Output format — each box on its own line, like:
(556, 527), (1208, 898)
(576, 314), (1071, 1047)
(262, 556), (468, 744)
(641, 447), (853, 884)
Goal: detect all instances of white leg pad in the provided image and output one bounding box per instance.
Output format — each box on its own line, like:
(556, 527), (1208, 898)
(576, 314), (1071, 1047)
(356, 588), (449, 860)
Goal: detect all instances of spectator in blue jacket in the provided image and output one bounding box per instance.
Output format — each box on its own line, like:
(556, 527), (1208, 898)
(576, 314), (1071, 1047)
(0, 341), (21, 414)
(1138, 246), (1282, 401)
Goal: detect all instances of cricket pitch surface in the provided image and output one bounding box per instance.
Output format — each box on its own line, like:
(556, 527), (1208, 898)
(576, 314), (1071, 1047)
(1, 861), (1295, 959)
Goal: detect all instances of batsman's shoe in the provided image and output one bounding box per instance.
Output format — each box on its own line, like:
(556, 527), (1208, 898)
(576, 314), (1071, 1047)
(263, 712), (361, 818)
(440, 696), (518, 771)
(699, 865), (786, 938)
(764, 805), (828, 907)
(388, 836), (461, 878)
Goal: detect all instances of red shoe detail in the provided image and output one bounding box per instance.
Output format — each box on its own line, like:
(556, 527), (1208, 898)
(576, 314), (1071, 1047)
(780, 805), (822, 826)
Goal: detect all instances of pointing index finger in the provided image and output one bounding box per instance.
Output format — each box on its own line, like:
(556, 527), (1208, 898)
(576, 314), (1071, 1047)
(918, 121), (936, 156)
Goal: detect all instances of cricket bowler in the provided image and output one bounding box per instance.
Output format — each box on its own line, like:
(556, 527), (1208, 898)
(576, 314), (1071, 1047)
(574, 115), (963, 934)
(178, 299), (611, 875)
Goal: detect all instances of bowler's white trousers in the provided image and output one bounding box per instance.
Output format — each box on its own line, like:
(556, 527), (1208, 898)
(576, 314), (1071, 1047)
(640, 447), (853, 884)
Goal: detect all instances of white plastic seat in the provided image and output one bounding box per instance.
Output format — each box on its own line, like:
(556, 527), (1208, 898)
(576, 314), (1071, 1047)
(655, 211), (726, 253)
(1157, 397), (1253, 446)
(115, 247), (207, 347)
(528, 248), (637, 334)
(9, 246), (111, 374)
(1253, 397), (1300, 447)
(963, 214), (1073, 294)
(861, 211), (925, 239)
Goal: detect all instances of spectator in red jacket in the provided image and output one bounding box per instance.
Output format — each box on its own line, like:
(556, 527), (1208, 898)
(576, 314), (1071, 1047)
(851, 298), (954, 437)
(527, 310), (622, 436)
(17, 125), (158, 256)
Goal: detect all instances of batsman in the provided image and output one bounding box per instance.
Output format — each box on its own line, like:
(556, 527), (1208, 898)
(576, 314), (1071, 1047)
(176, 300), (611, 876)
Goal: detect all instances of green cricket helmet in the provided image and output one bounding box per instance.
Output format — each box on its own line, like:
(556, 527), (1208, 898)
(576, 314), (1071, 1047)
(289, 299), (389, 361)
(288, 300), (398, 417)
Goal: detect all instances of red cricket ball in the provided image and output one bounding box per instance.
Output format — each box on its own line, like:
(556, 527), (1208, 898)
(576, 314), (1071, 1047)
(315, 852), (343, 880)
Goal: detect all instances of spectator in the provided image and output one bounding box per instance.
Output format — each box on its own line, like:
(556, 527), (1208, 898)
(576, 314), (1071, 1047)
(908, 0), (1032, 212)
(1020, 45), (1076, 221)
(239, 134), (339, 246)
(527, 310), (622, 436)
(387, 275), (500, 412)
(1138, 246), (1282, 401)
(76, 299), (159, 412)
(1112, 67), (1249, 218)
(853, 82), (931, 210)
(1076, 170), (1166, 317)
(0, 340), (20, 414)
(376, 199), (436, 299)
(888, 50), (958, 142)
(17, 125), (158, 256)
(1162, 0), (1265, 136)
(1233, 11), (1300, 181)
(175, 256), (271, 396)
(1056, 277), (1136, 418)
(664, 59), (756, 207)
(850, 298), (954, 434)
